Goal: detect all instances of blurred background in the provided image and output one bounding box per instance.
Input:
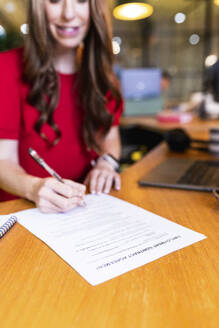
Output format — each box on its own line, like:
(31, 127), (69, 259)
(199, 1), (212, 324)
(0, 0), (218, 103)
(0, 0), (219, 165)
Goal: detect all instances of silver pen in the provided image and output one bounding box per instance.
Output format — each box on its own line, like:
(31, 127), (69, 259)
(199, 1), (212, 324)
(28, 148), (86, 206)
(29, 148), (63, 182)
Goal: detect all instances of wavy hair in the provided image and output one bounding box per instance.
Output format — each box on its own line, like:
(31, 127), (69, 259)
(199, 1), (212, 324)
(23, 0), (122, 151)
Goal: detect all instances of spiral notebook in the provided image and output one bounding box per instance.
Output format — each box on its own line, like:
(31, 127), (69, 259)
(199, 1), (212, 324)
(0, 216), (17, 239)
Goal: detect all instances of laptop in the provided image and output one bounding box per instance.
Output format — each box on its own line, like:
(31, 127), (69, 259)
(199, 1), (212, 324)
(120, 68), (161, 100)
(138, 158), (219, 191)
(120, 68), (163, 116)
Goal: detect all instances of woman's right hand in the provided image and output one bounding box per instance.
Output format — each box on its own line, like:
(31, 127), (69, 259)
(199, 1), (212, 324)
(31, 177), (86, 213)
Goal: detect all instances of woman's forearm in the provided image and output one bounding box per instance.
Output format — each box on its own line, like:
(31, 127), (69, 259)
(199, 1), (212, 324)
(101, 126), (121, 159)
(0, 160), (40, 201)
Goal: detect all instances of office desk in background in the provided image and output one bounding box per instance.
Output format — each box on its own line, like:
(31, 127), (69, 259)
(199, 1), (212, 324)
(121, 114), (219, 138)
(0, 141), (219, 328)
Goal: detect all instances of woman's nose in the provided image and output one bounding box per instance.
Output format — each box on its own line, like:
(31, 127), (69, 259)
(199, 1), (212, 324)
(62, 0), (76, 21)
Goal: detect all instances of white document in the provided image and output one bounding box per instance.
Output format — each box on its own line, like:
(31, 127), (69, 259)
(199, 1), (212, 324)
(0, 216), (8, 226)
(6, 194), (206, 285)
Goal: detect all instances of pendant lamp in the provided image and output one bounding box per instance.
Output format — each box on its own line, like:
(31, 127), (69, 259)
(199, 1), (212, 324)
(113, 1), (154, 21)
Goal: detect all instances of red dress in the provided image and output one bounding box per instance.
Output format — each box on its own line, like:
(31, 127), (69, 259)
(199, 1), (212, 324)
(0, 48), (123, 201)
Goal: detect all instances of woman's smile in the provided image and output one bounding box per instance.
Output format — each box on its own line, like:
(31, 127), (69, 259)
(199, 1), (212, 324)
(56, 25), (80, 37)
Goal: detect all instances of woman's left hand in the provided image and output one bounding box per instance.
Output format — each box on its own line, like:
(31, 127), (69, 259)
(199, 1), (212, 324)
(84, 161), (121, 194)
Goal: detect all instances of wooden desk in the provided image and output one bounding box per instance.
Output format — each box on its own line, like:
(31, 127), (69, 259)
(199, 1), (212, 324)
(0, 144), (219, 328)
(121, 114), (219, 139)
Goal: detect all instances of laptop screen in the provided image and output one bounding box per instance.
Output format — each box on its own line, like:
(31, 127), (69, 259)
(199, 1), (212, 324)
(120, 68), (161, 101)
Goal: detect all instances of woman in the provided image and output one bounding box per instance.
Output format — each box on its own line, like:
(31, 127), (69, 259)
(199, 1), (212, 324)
(0, 0), (123, 213)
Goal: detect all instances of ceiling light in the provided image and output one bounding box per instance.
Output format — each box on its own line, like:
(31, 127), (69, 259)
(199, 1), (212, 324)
(20, 24), (29, 35)
(0, 25), (6, 37)
(4, 2), (15, 13)
(112, 40), (121, 55)
(205, 55), (218, 67)
(189, 34), (200, 45)
(113, 36), (122, 46)
(174, 12), (186, 24)
(214, 0), (219, 6)
(113, 1), (153, 21)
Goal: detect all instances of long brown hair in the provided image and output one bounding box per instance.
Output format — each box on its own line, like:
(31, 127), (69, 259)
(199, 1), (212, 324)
(23, 0), (122, 151)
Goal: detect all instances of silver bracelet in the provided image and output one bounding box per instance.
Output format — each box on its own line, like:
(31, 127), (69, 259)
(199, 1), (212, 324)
(91, 154), (119, 171)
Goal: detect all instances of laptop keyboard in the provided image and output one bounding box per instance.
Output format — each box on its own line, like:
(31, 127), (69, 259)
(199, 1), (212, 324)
(177, 160), (219, 186)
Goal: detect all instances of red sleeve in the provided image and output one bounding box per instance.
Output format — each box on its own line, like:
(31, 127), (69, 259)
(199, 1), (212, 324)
(0, 48), (22, 139)
(106, 91), (124, 126)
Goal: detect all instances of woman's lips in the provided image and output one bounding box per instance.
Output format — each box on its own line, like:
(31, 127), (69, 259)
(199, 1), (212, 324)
(56, 25), (80, 37)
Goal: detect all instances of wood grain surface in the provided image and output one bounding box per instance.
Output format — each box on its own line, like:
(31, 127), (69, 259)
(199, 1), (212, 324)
(0, 143), (218, 328)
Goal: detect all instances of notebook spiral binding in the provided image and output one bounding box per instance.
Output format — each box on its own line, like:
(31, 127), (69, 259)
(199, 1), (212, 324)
(0, 215), (17, 238)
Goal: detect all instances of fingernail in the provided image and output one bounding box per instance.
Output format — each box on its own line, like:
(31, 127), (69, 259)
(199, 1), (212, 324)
(91, 190), (96, 194)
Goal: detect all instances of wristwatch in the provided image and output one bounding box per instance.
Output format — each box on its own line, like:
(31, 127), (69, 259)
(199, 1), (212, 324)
(91, 153), (120, 171)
